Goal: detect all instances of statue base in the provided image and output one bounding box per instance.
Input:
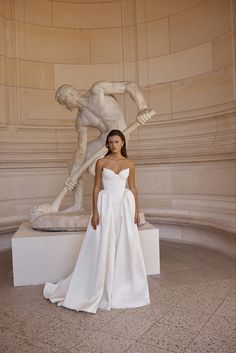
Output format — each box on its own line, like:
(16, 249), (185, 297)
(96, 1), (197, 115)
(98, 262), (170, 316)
(32, 211), (91, 232)
(12, 222), (160, 286)
(30, 211), (146, 232)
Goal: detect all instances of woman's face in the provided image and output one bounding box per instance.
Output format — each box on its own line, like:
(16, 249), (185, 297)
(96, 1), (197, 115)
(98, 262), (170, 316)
(107, 135), (124, 153)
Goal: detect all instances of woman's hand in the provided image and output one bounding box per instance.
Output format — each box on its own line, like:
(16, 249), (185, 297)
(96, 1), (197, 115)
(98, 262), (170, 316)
(91, 211), (99, 230)
(134, 211), (140, 225)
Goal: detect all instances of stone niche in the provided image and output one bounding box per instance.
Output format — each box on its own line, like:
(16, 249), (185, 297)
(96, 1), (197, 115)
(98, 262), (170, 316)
(0, 0), (235, 255)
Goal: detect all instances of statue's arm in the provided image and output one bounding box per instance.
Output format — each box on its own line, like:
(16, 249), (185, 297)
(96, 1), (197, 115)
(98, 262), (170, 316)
(90, 81), (148, 112)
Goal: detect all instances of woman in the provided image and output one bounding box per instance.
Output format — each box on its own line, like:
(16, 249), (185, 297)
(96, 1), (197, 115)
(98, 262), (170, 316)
(43, 129), (150, 313)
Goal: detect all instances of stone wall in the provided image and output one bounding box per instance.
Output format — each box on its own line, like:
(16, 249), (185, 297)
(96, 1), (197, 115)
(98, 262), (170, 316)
(0, 0), (235, 253)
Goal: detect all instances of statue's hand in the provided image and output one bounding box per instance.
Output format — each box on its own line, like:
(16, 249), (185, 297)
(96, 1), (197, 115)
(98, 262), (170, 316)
(65, 177), (77, 191)
(136, 109), (155, 125)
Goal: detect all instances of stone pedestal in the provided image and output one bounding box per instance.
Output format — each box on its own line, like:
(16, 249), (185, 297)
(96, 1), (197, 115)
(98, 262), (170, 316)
(12, 222), (160, 286)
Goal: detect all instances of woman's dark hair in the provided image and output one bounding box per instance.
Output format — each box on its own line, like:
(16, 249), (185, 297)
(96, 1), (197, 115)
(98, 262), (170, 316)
(105, 129), (128, 158)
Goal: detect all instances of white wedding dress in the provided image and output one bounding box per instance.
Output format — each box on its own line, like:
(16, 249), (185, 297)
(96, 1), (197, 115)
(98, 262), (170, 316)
(43, 167), (150, 313)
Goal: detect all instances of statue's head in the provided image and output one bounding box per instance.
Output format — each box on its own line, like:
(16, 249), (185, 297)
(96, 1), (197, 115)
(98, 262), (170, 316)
(55, 84), (78, 111)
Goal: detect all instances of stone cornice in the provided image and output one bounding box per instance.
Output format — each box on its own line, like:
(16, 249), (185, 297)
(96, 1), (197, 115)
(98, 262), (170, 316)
(145, 211), (236, 235)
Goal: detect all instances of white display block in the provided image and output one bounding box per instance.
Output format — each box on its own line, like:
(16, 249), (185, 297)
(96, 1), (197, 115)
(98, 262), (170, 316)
(12, 222), (160, 287)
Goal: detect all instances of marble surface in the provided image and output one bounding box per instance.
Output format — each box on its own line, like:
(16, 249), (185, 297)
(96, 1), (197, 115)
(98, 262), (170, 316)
(12, 222), (160, 286)
(0, 240), (235, 353)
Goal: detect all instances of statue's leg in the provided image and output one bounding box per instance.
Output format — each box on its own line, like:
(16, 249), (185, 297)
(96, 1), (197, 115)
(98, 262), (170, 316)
(63, 132), (107, 212)
(86, 132), (107, 176)
(62, 176), (84, 212)
(72, 176), (84, 211)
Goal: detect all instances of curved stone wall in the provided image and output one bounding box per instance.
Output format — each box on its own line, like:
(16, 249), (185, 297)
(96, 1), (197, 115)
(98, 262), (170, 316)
(0, 0), (235, 254)
(134, 0), (236, 243)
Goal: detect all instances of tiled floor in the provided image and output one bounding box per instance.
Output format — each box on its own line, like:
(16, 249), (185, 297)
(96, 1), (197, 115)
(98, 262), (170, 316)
(0, 240), (235, 353)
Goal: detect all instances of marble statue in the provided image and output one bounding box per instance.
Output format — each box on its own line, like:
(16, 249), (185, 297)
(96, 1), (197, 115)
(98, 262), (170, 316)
(56, 81), (151, 211)
(29, 81), (156, 231)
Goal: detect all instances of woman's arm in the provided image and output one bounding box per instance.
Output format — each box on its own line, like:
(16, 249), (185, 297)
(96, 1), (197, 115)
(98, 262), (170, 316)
(91, 159), (103, 229)
(128, 160), (140, 225)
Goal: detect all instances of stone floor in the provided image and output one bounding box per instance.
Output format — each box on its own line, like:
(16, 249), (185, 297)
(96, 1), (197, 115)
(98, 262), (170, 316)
(0, 240), (235, 353)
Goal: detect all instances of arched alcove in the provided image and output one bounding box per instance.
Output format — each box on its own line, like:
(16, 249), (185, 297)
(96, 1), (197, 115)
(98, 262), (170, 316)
(0, 0), (235, 255)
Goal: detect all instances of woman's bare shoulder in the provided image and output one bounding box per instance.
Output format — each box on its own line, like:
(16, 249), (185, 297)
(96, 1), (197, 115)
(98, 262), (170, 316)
(98, 157), (106, 161)
(126, 159), (135, 168)
(96, 158), (106, 168)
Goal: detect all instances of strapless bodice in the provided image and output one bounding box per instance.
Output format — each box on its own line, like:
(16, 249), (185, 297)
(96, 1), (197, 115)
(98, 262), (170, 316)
(102, 168), (130, 207)
(102, 167), (129, 191)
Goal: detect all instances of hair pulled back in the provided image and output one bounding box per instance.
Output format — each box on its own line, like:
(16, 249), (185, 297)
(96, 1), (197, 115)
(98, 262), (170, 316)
(105, 129), (128, 158)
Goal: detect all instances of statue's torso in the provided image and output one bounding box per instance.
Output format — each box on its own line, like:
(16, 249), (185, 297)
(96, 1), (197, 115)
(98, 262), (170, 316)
(75, 94), (127, 132)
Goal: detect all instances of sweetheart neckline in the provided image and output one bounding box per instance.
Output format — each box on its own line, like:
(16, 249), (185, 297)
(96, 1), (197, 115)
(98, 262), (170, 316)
(103, 167), (130, 175)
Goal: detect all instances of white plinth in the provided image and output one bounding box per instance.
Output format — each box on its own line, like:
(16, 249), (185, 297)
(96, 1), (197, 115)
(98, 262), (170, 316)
(12, 222), (160, 287)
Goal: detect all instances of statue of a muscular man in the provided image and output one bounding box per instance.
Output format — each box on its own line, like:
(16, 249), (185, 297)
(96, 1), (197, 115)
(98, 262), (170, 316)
(56, 81), (150, 212)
